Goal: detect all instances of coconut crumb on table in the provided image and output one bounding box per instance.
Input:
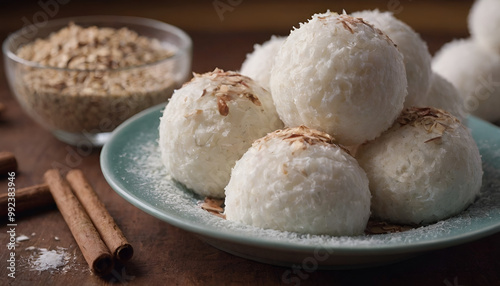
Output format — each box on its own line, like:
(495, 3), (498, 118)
(19, 236), (83, 274)
(13, 22), (179, 133)
(16, 234), (30, 242)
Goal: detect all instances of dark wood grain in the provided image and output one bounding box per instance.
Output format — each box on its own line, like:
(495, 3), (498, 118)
(1, 1), (500, 285)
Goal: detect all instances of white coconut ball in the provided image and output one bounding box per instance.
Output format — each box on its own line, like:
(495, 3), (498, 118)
(423, 73), (467, 122)
(224, 126), (371, 236)
(270, 11), (407, 146)
(356, 107), (483, 225)
(432, 38), (500, 122)
(159, 68), (283, 198)
(468, 0), (500, 54)
(352, 9), (432, 108)
(240, 35), (286, 91)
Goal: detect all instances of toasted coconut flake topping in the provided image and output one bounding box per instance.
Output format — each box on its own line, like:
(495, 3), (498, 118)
(188, 68), (262, 116)
(216, 98), (229, 116)
(199, 197), (225, 219)
(333, 14), (397, 48)
(397, 107), (461, 144)
(337, 15), (360, 34)
(254, 126), (352, 155)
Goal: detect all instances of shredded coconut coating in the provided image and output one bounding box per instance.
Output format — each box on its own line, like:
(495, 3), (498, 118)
(356, 107), (483, 225)
(432, 38), (500, 122)
(352, 9), (432, 108)
(159, 68), (283, 198)
(423, 73), (467, 122)
(240, 35), (286, 91)
(225, 126), (371, 236)
(468, 0), (500, 54)
(270, 11), (407, 146)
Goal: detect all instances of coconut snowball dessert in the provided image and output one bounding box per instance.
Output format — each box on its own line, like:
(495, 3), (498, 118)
(240, 35), (286, 91)
(159, 68), (283, 198)
(423, 73), (467, 122)
(270, 11), (407, 146)
(224, 126), (371, 236)
(352, 9), (432, 108)
(356, 107), (483, 225)
(468, 0), (500, 53)
(432, 38), (500, 122)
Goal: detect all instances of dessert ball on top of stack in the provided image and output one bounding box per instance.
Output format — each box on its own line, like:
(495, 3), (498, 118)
(240, 35), (286, 91)
(351, 9), (432, 108)
(432, 38), (500, 122)
(270, 11), (407, 146)
(356, 107), (483, 225)
(224, 126), (371, 236)
(159, 68), (283, 198)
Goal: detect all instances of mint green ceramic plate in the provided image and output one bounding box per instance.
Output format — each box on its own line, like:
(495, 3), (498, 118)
(101, 103), (500, 269)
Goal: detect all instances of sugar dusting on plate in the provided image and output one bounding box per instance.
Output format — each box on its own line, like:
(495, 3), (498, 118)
(120, 128), (500, 248)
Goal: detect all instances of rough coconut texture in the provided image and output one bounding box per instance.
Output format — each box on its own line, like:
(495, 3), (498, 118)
(352, 9), (432, 108)
(468, 0), (500, 54)
(432, 38), (500, 122)
(356, 107), (483, 225)
(224, 126), (371, 236)
(270, 12), (407, 146)
(159, 68), (283, 198)
(423, 73), (467, 122)
(240, 35), (286, 91)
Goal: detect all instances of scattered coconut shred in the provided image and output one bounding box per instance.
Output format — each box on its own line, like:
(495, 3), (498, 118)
(16, 235), (30, 242)
(24, 246), (75, 274)
(119, 128), (500, 248)
(15, 233), (79, 274)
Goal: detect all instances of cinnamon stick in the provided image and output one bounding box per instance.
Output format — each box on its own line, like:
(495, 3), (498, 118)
(0, 151), (17, 175)
(0, 184), (54, 217)
(66, 169), (133, 262)
(44, 169), (114, 276)
(0, 102), (5, 115)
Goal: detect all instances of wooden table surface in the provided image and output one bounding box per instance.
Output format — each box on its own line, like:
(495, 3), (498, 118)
(1, 1), (499, 285)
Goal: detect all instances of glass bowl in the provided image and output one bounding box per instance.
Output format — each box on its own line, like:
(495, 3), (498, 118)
(3, 15), (192, 147)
